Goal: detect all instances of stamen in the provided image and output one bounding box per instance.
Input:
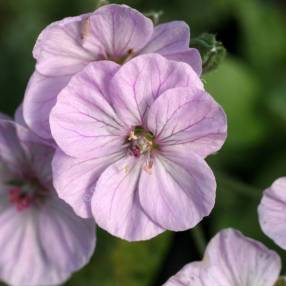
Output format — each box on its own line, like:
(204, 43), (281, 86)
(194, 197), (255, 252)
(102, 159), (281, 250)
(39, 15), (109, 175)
(127, 127), (158, 174)
(128, 131), (138, 141)
(143, 158), (154, 175)
(81, 17), (91, 39)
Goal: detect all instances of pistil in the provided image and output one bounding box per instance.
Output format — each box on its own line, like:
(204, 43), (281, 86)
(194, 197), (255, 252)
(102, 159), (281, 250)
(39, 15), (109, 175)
(127, 127), (158, 174)
(8, 187), (33, 211)
(7, 179), (48, 211)
(128, 127), (154, 157)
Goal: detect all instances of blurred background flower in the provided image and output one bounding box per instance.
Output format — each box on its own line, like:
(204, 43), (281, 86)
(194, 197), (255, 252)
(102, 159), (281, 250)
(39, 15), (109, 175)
(0, 0), (285, 285)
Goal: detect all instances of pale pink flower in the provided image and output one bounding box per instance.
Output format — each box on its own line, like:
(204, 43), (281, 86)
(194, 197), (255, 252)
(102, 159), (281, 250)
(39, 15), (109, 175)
(23, 4), (202, 140)
(164, 229), (281, 286)
(0, 114), (95, 286)
(50, 54), (227, 241)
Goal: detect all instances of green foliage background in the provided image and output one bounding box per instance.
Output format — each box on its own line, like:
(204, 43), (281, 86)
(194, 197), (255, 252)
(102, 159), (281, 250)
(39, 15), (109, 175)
(0, 0), (286, 285)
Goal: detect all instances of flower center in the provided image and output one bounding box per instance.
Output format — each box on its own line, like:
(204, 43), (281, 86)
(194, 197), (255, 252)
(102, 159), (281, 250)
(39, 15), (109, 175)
(108, 49), (134, 65)
(7, 179), (48, 211)
(128, 127), (158, 174)
(128, 127), (154, 156)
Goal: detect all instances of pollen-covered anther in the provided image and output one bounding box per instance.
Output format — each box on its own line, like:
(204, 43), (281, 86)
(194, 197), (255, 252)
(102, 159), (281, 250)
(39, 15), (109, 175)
(128, 131), (138, 141)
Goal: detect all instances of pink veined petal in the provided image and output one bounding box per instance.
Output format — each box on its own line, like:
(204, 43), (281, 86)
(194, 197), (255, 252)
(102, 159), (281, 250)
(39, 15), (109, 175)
(203, 229), (281, 286)
(0, 191), (95, 286)
(258, 177), (286, 250)
(165, 49), (202, 76)
(23, 71), (71, 140)
(0, 119), (54, 186)
(147, 87), (227, 158)
(111, 54), (204, 126)
(50, 61), (125, 159)
(164, 228), (281, 286)
(33, 13), (91, 59)
(163, 262), (206, 286)
(14, 104), (27, 128)
(9, 120), (56, 189)
(24, 141), (54, 189)
(88, 4), (153, 60)
(16, 104), (54, 148)
(0, 119), (28, 176)
(34, 13), (95, 76)
(139, 150), (216, 231)
(15, 106), (52, 155)
(0, 204), (70, 286)
(166, 263), (249, 286)
(164, 263), (235, 286)
(91, 156), (164, 241)
(139, 21), (202, 75)
(52, 148), (124, 218)
(37, 195), (96, 276)
(140, 21), (190, 55)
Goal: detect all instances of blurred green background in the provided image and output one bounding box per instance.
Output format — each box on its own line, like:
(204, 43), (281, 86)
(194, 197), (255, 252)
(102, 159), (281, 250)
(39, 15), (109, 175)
(0, 0), (286, 285)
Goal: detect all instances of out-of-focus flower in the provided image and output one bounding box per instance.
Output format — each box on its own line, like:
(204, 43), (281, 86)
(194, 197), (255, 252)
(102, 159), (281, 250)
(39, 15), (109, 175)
(23, 3), (202, 140)
(258, 177), (286, 250)
(50, 54), (227, 241)
(0, 114), (96, 286)
(164, 228), (281, 286)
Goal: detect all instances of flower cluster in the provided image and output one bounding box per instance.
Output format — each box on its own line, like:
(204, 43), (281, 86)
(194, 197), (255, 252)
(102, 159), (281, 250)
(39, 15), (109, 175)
(1, 2), (285, 286)
(23, 4), (202, 141)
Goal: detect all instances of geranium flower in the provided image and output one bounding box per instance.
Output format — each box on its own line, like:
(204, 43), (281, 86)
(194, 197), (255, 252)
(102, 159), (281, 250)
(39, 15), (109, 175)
(49, 54), (227, 241)
(164, 228), (282, 286)
(23, 3), (202, 140)
(0, 114), (95, 286)
(258, 177), (286, 250)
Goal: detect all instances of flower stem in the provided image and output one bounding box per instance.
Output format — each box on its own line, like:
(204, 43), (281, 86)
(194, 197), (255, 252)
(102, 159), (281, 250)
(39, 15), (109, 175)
(216, 172), (261, 199)
(190, 225), (206, 257)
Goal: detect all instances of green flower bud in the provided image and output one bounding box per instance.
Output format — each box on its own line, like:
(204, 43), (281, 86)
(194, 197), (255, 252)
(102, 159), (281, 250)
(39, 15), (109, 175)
(191, 33), (226, 74)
